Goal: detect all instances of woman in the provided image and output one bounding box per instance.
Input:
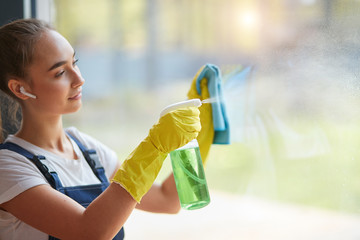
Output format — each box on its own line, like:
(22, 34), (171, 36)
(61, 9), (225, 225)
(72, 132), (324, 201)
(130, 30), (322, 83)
(0, 19), (212, 240)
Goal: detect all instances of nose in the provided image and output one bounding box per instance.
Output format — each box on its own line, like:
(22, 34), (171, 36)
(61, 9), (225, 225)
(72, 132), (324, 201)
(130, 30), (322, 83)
(71, 68), (85, 88)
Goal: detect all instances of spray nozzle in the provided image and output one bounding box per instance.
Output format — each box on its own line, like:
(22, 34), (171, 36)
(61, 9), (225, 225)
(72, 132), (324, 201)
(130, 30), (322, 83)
(160, 99), (202, 117)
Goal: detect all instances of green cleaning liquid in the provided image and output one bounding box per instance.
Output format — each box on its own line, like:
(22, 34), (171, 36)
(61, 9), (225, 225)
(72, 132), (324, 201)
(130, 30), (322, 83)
(170, 140), (210, 210)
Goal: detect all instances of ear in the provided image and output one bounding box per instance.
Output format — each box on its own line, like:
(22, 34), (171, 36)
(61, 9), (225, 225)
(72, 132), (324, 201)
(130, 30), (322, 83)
(8, 79), (29, 100)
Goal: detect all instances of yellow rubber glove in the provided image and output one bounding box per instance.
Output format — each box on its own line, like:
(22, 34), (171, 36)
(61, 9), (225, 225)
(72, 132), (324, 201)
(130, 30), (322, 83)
(112, 107), (201, 203)
(187, 66), (214, 165)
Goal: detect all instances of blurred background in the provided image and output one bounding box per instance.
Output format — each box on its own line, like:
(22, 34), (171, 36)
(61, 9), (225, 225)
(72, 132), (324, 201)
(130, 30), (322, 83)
(3, 0), (360, 239)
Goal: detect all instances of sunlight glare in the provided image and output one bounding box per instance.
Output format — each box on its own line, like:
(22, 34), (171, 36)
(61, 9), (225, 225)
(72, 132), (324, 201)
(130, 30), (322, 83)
(238, 10), (259, 30)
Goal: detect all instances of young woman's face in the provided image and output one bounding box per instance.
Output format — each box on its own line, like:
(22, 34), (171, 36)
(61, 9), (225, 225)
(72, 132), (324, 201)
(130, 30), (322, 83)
(25, 29), (85, 115)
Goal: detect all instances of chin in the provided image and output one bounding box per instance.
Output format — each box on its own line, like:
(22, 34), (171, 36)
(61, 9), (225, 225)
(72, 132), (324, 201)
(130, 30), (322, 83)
(66, 103), (82, 114)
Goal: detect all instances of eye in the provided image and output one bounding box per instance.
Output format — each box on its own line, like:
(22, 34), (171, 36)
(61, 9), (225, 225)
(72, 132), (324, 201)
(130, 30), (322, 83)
(73, 59), (79, 67)
(55, 70), (65, 78)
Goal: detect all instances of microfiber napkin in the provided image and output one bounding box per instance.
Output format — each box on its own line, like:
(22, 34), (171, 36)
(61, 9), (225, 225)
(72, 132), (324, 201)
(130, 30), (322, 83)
(196, 64), (230, 144)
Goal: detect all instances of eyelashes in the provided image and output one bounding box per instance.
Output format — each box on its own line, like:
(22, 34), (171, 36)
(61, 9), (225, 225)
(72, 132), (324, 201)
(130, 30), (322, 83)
(55, 70), (65, 78)
(55, 59), (79, 78)
(73, 59), (79, 66)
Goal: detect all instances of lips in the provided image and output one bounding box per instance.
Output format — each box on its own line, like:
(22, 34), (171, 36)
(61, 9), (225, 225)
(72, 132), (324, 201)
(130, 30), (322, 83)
(69, 90), (82, 100)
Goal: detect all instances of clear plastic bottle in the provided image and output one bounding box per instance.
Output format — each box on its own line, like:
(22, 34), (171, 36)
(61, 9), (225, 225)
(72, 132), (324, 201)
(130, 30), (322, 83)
(170, 139), (210, 210)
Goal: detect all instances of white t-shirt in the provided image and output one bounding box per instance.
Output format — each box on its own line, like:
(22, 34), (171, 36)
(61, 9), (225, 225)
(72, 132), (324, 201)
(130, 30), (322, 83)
(0, 127), (119, 240)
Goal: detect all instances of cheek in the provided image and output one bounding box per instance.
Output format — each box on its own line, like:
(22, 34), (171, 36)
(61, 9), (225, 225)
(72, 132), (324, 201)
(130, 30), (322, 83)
(35, 82), (69, 104)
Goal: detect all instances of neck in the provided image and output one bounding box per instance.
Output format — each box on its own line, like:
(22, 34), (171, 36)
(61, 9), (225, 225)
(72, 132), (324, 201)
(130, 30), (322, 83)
(16, 110), (69, 153)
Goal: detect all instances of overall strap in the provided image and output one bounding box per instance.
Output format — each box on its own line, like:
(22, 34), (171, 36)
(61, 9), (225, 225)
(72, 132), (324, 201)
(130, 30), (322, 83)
(66, 132), (109, 183)
(0, 142), (60, 189)
(1, 138), (123, 240)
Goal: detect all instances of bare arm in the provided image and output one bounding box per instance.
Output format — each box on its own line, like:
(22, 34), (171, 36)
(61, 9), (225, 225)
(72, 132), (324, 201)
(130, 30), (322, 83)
(136, 173), (181, 214)
(110, 161), (180, 214)
(0, 183), (136, 240)
(0, 158), (179, 239)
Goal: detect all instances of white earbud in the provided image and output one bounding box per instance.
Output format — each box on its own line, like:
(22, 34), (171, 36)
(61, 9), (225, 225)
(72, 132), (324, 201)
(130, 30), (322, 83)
(20, 86), (37, 99)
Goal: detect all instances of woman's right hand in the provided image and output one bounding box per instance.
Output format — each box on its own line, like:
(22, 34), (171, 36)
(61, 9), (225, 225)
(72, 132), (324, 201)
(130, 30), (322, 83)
(112, 106), (201, 203)
(149, 106), (201, 153)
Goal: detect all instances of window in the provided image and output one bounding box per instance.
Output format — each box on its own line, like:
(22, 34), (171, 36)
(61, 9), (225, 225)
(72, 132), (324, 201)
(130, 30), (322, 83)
(53, 1), (360, 238)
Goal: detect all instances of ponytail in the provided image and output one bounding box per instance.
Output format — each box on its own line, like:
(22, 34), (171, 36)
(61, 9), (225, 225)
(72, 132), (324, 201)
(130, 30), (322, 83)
(0, 91), (21, 142)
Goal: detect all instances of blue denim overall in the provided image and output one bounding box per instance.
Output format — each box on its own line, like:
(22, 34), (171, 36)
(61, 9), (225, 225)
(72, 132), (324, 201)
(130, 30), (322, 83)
(0, 133), (124, 240)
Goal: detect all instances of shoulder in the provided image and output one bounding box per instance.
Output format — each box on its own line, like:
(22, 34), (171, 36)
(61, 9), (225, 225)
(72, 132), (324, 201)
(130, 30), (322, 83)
(0, 140), (43, 173)
(0, 144), (48, 204)
(65, 127), (119, 178)
(65, 126), (100, 149)
(66, 127), (114, 154)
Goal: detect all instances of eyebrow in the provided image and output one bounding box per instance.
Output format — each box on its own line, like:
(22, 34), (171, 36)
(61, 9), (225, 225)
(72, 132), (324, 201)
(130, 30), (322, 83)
(48, 51), (76, 71)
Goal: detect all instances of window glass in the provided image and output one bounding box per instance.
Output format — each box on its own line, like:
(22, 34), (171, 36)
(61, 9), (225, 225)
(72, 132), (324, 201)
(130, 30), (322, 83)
(54, 0), (360, 238)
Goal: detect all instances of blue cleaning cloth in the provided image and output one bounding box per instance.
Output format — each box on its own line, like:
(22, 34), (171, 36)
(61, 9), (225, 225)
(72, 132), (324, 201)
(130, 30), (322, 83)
(196, 64), (230, 144)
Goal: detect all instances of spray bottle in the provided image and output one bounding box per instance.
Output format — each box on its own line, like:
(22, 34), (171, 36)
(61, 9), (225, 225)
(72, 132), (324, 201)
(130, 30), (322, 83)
(160, 99), (210, 210)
